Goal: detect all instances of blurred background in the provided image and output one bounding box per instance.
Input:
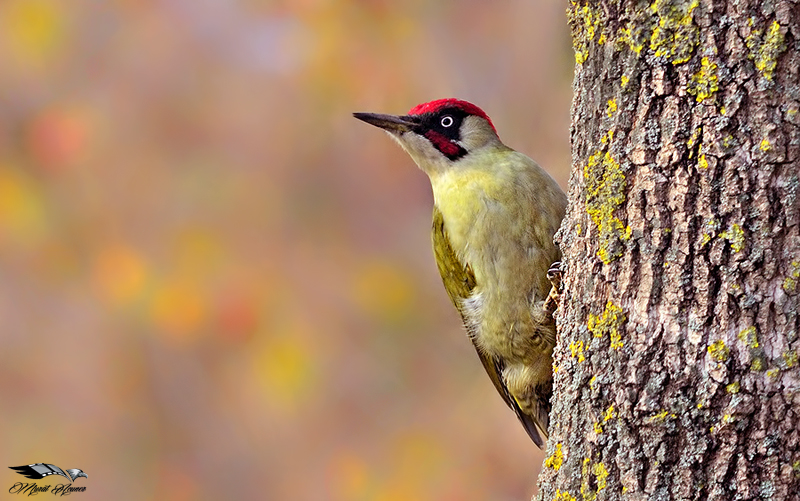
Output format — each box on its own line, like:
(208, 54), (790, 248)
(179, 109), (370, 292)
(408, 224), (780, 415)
(0, 1), (572, 499)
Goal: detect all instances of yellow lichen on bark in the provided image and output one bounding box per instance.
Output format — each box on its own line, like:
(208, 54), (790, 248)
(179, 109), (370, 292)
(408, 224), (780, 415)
(588, 301), (626, 350)
(708, 340), (729, 361)
(648, 0), (700, 64)
(545, 443), (564, 471)
(584, 148), (630, 264)
(747, 20), (786, 81)
(688, 57), (719, 102)
(568, 2), (604, 64)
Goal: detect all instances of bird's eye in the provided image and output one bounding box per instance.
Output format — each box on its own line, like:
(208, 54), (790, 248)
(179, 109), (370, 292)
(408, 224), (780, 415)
(440, 116), (454, 127)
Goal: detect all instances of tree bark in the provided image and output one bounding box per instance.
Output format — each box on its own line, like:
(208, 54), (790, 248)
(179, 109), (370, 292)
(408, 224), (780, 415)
(537, 1), (800, 499)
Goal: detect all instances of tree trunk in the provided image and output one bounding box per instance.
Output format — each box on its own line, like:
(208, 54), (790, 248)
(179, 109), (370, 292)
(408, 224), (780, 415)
(537, 1), (800, 499)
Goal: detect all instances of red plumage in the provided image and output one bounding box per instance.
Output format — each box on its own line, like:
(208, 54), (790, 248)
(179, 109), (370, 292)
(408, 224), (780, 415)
(423, 130), (462, 157)
(407, 98), (497, 134)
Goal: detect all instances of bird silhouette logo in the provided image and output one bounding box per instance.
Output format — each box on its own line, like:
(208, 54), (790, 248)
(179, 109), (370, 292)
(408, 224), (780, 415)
(9, 464), (87, 483)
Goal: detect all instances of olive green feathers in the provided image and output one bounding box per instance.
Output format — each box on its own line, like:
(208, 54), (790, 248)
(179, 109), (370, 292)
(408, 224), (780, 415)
(432, 206), (550, 447)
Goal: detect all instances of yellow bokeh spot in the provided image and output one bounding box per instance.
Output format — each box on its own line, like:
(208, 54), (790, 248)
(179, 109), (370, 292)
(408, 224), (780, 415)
(2, 0), (66, 63)
(374, 485), (420, 501)
(0, 166), (48, 245)
(254, 334), (315, 408)
(353, 260), (414, 324)
(150, 279), (207, 342)
(93, 244), (148, 305)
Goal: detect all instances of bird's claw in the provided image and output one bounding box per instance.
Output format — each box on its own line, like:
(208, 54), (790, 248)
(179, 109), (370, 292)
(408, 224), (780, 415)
(543, 261), (563, 315)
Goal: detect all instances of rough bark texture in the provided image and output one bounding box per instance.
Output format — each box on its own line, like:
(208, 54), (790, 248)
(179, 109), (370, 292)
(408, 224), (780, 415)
(537, 1), (800, 500)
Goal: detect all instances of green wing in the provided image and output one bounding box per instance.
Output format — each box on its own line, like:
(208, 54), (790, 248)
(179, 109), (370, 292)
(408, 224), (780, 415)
(431, 206), (477, 316)
(431, 206), (545, 446)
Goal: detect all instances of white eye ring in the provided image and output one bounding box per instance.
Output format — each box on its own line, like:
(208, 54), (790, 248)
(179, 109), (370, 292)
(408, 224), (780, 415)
(440, 116), (454, 127)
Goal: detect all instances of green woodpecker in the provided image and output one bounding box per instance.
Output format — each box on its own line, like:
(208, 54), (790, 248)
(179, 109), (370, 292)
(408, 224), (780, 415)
(354, 99), (566, 447)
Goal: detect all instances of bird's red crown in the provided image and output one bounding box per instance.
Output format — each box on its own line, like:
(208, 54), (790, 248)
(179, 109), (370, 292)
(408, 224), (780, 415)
(407, 99), (497, 134)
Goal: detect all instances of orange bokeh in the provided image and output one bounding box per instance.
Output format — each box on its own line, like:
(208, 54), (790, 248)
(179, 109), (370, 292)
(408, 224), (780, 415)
(26, 107), (91, 172)
(93, 243), (149, 306)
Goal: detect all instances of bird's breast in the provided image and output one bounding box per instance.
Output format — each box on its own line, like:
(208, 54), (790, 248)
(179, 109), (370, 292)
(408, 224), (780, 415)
(429, 169), (500, 259)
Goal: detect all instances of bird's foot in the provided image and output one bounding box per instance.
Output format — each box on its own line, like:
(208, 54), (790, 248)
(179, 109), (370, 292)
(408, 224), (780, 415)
(543, 261), (562, 315)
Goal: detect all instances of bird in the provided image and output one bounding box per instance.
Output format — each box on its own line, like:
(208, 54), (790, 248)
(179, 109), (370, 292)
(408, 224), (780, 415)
(353, 98), (566, 447)
(10, 464), (87, 482)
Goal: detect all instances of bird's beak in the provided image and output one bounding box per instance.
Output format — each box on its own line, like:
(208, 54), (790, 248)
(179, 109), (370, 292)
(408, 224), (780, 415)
(353, 112), (418, 133)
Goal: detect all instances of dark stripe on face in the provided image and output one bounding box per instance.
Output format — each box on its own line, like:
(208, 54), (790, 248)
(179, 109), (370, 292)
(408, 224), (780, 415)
(424, 130), (466, 160)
